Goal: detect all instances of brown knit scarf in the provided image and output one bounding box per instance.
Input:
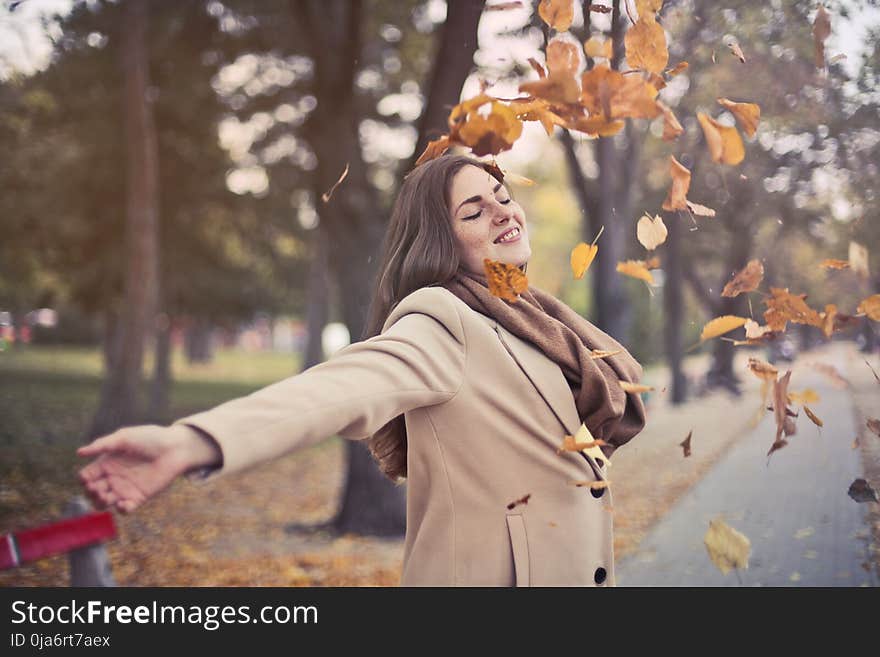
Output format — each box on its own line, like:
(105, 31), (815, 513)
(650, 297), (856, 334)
(443, 268), (647, 456)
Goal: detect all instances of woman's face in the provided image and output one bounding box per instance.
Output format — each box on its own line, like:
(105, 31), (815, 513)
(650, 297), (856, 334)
(447, 164), (531, 275)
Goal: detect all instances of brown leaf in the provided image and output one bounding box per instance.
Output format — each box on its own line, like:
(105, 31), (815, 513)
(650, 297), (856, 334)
(866, 361), (880, 384)
(857, 294), (880, 321)
(658, 101), (683, 141)
(727, 41), (746, 63)
(747, 357), (778, 382)
(867, 418), (880, 437)
(453, 101), (523, 157)
(819, 258), (849, 270)
(487, 1), (524, 10)
(847, 478), (878, 504)
(813, 6), (831, 69)
(546, 36), (582, 76)
(666, 61), (689, 76)
(717, 98), (761, 138)
(662, 155), (690, 211)
(697, 112), (745, 165)
(510, 97), (567, 136)
(680, 430), (693, 458)
(589, 4), (612, 13)
(721, 259), (764, 297)
(414, 135), (450, 167)
(636, 213), (667, 250)
(590, 348), (623, 359)
(625, 18), (669, 74)
(617, 260), (655, 284)
(527, 57), (547, 79)
(803, 406), (823, 428)
(506, 493), (531, 510)
(763, 287), (823, 332)
(704, 518), (750, 575)
(484, 258), (528, 302)
(321, 163), (350, 202)
(538, 0), (574, 32)
(700, 315), (749, 341)
(686, 201), (716, 217)
(558, 435), (608, 453)
(584, 37), (613, 60)
(580, 63), (661, 121)
(773, 370), (793, 446)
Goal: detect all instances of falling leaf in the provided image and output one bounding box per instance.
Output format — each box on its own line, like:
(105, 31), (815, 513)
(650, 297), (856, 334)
(680, 430), (693, 458)
(847, 478), (878, 504)
(589, 3), (612, 13)
(828, 53), (847, 65)
(617, 260), (655, 284)
(788, 389), (819, 406)
(697, 112), (745, 165)
(619, 381), (655, 393)
(820, 259), (849, 270)
(321, 163), (350, 202)
(558, 435), (608, 453)
(772, 370), (793, 450)
(484, 259), (528, 303)
(721, 259), (764, 297)
(848, 241), (869, 281)
(636, 213), (667, 250)
(538, 0), (574, 32)
(590, 348), (623, 359)
(527, 57), (547, 78)
(415, 135), (450, 166)
(700, 315), (749, 341)
(666, 61), (689, 76)
(571, 480), (611, 490)
(510, 97), (568, 135)
(820, 304), (837, 338)
(747, 357), (778, 382)
(546, 36), (582, 76)
(745, 319), (774, 340)
(763, 287), (823, 332)
(867, 418), (880, 437)
(727, 41), (746, 63)
(662, 155), (690, 211)
(804, 406), (823, 427)
(857, 295), (880, 321)
(454, 101), (524, 157)
(686, 201), (716, 217)
(716, 98), (761, 138)
(584, 37), (613, 60)
(580, 63), (662, 122)
(658, 101), (683, 141)
(866, 361), (880, 384)
(486, 1), (524, 10)
(704, 517), (750, 575)
(520, 73), (581, 105)
(635, 0), (663, 20)
(571, 226), (603, 279)
(852, 437), (860, 449)
(625, 17), (669, 73)
(506, 493), (531, 510)
(813, 6), (831, 69)
(644, 255), (661, 269)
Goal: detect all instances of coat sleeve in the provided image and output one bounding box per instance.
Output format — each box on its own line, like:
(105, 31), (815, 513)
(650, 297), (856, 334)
(173, 287), (466, 481)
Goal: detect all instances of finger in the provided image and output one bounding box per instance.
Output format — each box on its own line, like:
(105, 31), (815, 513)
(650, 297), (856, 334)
(76, 431), (128, 458)
(85, 478), (110, 495)
(106, 474), (145, 505)
(97, 487), (118, 507)
(116, 499), (138, 514)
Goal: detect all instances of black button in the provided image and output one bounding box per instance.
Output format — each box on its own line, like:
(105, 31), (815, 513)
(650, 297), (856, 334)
(594, 567), (607, 585)
(591, 486), (605, 498)
(595, 458), (604, 468)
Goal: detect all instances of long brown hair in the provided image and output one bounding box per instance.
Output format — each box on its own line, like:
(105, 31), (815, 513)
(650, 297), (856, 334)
(364, 153), (504, 483)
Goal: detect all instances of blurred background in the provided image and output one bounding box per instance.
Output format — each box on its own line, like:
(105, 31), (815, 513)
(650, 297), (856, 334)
(1, 0), (878, 586)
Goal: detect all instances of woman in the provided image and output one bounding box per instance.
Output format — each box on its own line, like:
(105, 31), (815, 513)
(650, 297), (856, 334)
(78, 153), (646, 587)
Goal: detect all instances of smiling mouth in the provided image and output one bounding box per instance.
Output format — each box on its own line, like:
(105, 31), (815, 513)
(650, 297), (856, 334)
(494, 226), (521, 244)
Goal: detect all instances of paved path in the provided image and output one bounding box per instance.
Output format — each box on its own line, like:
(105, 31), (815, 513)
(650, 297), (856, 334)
(616, 366), (878, 587)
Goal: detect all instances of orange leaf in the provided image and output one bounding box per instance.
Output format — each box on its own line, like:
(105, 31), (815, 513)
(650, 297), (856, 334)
(566, 114), (626, 137)
(804, 406), (823, 428)
(858, 295), (880, 321)
(662, 155), (690, 211)
(414, 135), (450, 167)
(721, 259), (764, 297)
(538, 0), (574, 32)
(571, 242), (598, 279)
(619, 381), (655, 393)
(590, 348), (623, 359)
(666, 61), (689, 76)
(820, 258), (849, 270)
(580, 63), (661, 121)
(717, 98), (761, 138)
(635, 0), (663, 20)
(658, 101), (683, 141)
(484, 259), (528, 302)
(558, 435), (608, 453)
(454, 101), (523, 157)
(527, 57), (547, 78)
(571, 480), (611, 489)
(617, 260), (654, 284)
(519, 72), (580, 105)
(547, 37), (581, 76)
(697, 112), (745, 165)
(763, 287), (823, 332)
(584, 37), (613, 60)
(700, 315), (749, 341)
(625, 18), (669, 73)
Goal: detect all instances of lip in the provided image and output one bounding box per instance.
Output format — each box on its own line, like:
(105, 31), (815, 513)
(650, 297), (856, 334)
(493, 226), (522, 244)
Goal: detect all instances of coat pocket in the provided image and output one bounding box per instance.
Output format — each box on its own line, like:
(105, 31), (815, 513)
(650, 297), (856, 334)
(506, 514), (530, 587)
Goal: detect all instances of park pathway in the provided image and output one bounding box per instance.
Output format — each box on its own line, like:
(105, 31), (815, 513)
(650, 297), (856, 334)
(616, 353), (879, 587)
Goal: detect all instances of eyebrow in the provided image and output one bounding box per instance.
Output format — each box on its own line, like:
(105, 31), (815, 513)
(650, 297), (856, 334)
(455, 182), (504, 214)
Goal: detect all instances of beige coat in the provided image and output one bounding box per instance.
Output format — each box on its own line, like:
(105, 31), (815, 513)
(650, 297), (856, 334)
(175, 286), (633, 587)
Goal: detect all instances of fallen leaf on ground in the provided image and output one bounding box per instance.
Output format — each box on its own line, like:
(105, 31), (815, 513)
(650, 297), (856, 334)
(704, 517), (750, 575)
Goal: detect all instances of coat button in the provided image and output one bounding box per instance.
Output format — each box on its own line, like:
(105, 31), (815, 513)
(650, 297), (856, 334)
(594, 567), (607, 585)
(591, 486), (605, 498)
(595, 458), (604, 468)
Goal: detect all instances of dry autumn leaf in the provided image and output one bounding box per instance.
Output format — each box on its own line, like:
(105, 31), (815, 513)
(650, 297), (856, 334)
(506, 493), (531, 510)
(820, 258), (849, 270)
(580, 63), (661, 122)
(697, 112), (745, 165)
(700, 315), (749, 341)
(321, 163), (349, 202)
(527, 57), (547, 78)
(763, 287), (823, 332)
(867, 418), (880, 437)
(813, 5), (831, 69)
(788, 389), (819, 406)
(454, 101), (524, 157)
(704, 517), (750, 575)
(662, 155), (690, 211)
(584, 37), (613, 60)
(857, 295), (880, 321)
(484, 258), (528, 303)
(619, 381), (655, 393)
(625, 17), (669, 73)
(414, 135), (450, 167)
(590, 348), (623, 359)
(803, 406), (823, 428)
(680, 430), (693, 458)
(747, 357), (778, 382)
(617, 260), (655, 284)
(636, 213), (667, 250)
(770, 370), (793, 455)
(571, 226), (604, 279)
(727, 41), (746, 63)
(666, 61), (689, 76)
(538, 0), (574, 32)
(721, 259), (764, 297)
(658, 101), (683, 141)
(635, 0), (663, 20)
(717, 98), (761, 138)
(558, 435), (608, 453)
(487, 1), (524, 10)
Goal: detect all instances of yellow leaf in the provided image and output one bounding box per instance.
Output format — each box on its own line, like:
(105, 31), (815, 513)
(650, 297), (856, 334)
(538, 0), (574, 32)
(787, 388), (819, 406)
(662, 155), (690, 211)
(571, 243), (598, 280)
(717, 98), (761, 138)
(700, 315), (749, 341)
(484, 258), (528, 302)
(625, 18), (669, 74)
(804, 406), (823, 428)
(636, 213), (667, 250)
(617, 260), (655, 284)
(619, 381), (655, 393)
(584, 37), (613, 59)
(704, 518), (750, 575)
(697, 112), (745, 165)
(857, 294), (880, 321)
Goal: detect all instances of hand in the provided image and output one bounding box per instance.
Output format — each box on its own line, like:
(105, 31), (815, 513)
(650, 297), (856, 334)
(77, 424), (221, 514)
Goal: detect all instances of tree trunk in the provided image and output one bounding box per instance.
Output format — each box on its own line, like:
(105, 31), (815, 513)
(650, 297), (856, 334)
(184, 318), (213, 363)
(89, 0), (159, 439)
(302, 231), (329, 370)
(663, 211), (687, 404)
(148, 312), (172, 422)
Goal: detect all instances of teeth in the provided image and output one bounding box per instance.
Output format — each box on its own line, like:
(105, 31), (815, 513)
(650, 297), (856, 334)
(497, 227), (520, 243)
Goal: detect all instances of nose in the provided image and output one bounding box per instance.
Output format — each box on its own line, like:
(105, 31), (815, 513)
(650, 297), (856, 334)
(491, 200), (513, 224)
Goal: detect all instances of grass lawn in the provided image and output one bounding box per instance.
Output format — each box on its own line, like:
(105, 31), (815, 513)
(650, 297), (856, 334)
(0, 345), (303, 528)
